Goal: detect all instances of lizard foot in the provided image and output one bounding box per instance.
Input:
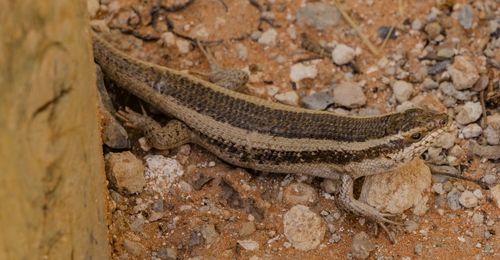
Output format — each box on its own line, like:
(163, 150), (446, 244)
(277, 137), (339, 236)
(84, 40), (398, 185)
(116, 107), (153, 130)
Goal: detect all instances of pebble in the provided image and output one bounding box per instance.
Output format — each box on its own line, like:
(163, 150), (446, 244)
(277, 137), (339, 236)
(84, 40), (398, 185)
(123, 239), (146, 257)
(235, 43), (248, 61)
(155, 247), (177, 260)
(472, 212), (484, 225)
(447, 189), (462, 210)
(283, 183), (318, 206)
(422, 78), (439, 90)
(491, 184), (500, 209)
(258, 28), (278, 47)
(239, 221), (256, 237)
(434, 132), (456, 149)
(201, 223), (219, 245)
(457, 5), (473, 30)
(161, 32), (176, 47)
(87, 0), (99, 17)
(448, 56), (480, 90)
(250, 31), (262, 41)
(459, 190), (479, 208)
(414, 243), (423, 256)
(437, 48), (455, 59)
(106, 152), (145, 194)
(296, 2), (342, 31)
(176, 38), (191, 54)
(290, 63), (318, 82)
(351, 232), (375, 260)
(439, 81), (474, 101)
(392, 80), (413, 103)
(482, 174), (497, 186)
(377, 26), (397, 40)
(145, 155), (184, 194)
(432, 183), (445, 194)
(484, 126), (500, 145)
(360, 159), (431, 215)
(424, 22), (442, 39)
(283, 205), (325, 251)
(455, 102), (482, 125)
(473, 189), (483, 199)
(237, 240), (259, 251)
(404, 220), (419, 233)
(428, 60), (450, 75)
(331, 44), (355, 65)
(301, 91), (334, 110)
(332, 81), (367, 108)
(412, 19), (423, 30)
(275, 91), (299, 106)
(462, 123), (483, 139)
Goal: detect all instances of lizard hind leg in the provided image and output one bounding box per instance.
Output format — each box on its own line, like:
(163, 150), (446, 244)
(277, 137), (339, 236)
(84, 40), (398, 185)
(116, 107), (191, 150)
(336, 174), (401, 244)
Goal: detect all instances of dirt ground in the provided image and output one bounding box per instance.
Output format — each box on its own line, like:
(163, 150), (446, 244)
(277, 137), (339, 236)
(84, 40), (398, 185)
(91, 0), (500, 259)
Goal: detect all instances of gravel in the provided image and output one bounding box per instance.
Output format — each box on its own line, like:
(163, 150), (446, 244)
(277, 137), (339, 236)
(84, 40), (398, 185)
(283, 205), (325, 251)
(351, 232), (375, 259)
(392, 80), (414, 103)
(290, 63), (318, 82)
(258, 28), (278, 47)
(296, 2), (342, 31)
(283, 183), (318, 206)
(301, 91), (334, 110)
(457, 5), (474, 30)
(459, 190), (479, 208)
(332, 81), (367, 108)
(331, 44), (355, 65)
(455, 102), (482, 125)
(106, 152), (146, 194)
(448, 56), (480, 90)
(462, 123), (483, 139)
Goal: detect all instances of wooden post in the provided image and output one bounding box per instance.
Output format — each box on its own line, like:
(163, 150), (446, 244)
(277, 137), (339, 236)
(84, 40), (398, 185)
(0, 1), (109, 259)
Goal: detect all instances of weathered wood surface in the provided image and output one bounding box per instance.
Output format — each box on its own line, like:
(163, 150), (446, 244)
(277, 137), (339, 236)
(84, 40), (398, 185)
(0, 1), (109, 259)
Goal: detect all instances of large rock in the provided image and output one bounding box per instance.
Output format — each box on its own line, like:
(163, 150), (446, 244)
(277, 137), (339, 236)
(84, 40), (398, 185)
(359, 158), (431, 215)
(106, 152), (145, 194)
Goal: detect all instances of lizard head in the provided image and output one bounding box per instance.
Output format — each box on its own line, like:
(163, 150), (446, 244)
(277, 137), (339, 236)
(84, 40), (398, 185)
(385, 108), (451, 163)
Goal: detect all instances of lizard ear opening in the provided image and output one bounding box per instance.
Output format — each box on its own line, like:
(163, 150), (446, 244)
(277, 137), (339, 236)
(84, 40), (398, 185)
(411, 132), (422, 141)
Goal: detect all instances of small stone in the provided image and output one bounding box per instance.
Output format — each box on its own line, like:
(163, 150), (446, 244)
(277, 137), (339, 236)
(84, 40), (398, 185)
(161, 32), (176, 47)
(296, 3), (342, 31)
(178, 180), (193, 193)
(351, 232), (375, 260)
(412, 19), (423, 30)
(377, 26), (397, 40)
(290, 63), (318, 82)
(235, 43), (248, 61)
(176, 39), (191, 54)
(332, 81), (367, 108)
(422, 78), (439, 90)
(130, 215), (145, 233)
(434, 132), (456, 149)
(275, 91), (299, 106)
(404, 220), (419, 233)
(448, 56), (479, 90)
(106, 152), (145, 194)
(459, 190), (479, 208)
(415, 243), (423, 256)
(392, 80), (413, 103)
(237, 240), (259, 251)
(437, 48), (455, 59)
(455, 102), (482, 125)
(320, 179), (339, 194)
(258, 28), (278, 47)
(331, 44), (355, 65)
(490, 184), (500, 209)
(457, 5), (474, 30)
(482, 174), (498, 186)
(462, 123), (483, 139)
(473, 189), (483, 199)
(432, 183), (445, 194)
(484, 126), (500, 145)
(448, 145), (465, 160)
(250, 31), (262, 41)
(283, 183), (318, 206)
(123, 239), (146, 257)
(425, 22), (442, 39)
(427, 60), (450, 75)
(301, 91), (334, 110)
(447, 189), (462, 210)
(239, 222), (256, 237)
(360, 159), (431, 215)
(283, 205), (325, 251)
(201, 223), (219, 245)
(156, 247), (177, 260)
(472, 212), (484, 225)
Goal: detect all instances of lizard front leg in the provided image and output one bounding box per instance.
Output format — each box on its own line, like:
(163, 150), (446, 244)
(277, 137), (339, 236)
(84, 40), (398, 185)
(116, 107), (191, 150)
(336, 174), (400, 243)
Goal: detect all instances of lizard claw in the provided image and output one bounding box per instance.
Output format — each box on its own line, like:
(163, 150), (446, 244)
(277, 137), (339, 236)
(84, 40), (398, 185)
(116, 107), (149, 129)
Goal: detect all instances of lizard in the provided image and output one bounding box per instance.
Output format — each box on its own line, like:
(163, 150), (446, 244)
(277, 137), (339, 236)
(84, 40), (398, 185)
(92, 31), (451, 242)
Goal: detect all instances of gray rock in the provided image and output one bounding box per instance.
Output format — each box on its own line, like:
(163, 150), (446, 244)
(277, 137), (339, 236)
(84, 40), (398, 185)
(439, 81), (475, 101)
(392, 80), (413, 103)
(422, 78), (439, 90)
(484, 126), (500, 145)
(437, 48), (455, 59)
(448, 56), (479, 90)
(296, 3), (342, 31)
(123, 239), (147, 257)
(427, 60), (450, 75)
(290, 63), (318, 82)
(447, 189), (462, 210)
(458, 5), (473, 30)
(462, 123), (483, 139)
(424, 22), (442, 39)
(275, 91), (299, 106)
(332, 81), (367, 108)
(472, 212), (484, 225)
(258, 28), (278, 47)
(360, 159), (431, 215)
(332, 44), (355, 65)
(490, 184), (500, 209)
(455, 102), (482, 125)
(250, 31), (262, 41)
(201, 223), (219, 245)
(130, 215), (145, 233)
(106, 152), (145, 194)
(432, 183), (445, 194)
(156, 247), (177, 260)
(415, 243), (423, 256)
(283, 205), (325, 251)
(459, 190), (479, 208)
(301, 91), (334, 110)
(239, 221), (256, 237)
(235, 43), (248, 61)
(237, 240), (259, 251)
(412, 19), (423, 30)
(351, 232), (375, 259)
(283, 183), (318, 206)
(481, 174), (497, 186)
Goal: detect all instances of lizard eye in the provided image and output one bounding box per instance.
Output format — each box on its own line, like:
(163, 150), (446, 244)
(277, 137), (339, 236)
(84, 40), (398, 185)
(411, 132), (422, 140)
